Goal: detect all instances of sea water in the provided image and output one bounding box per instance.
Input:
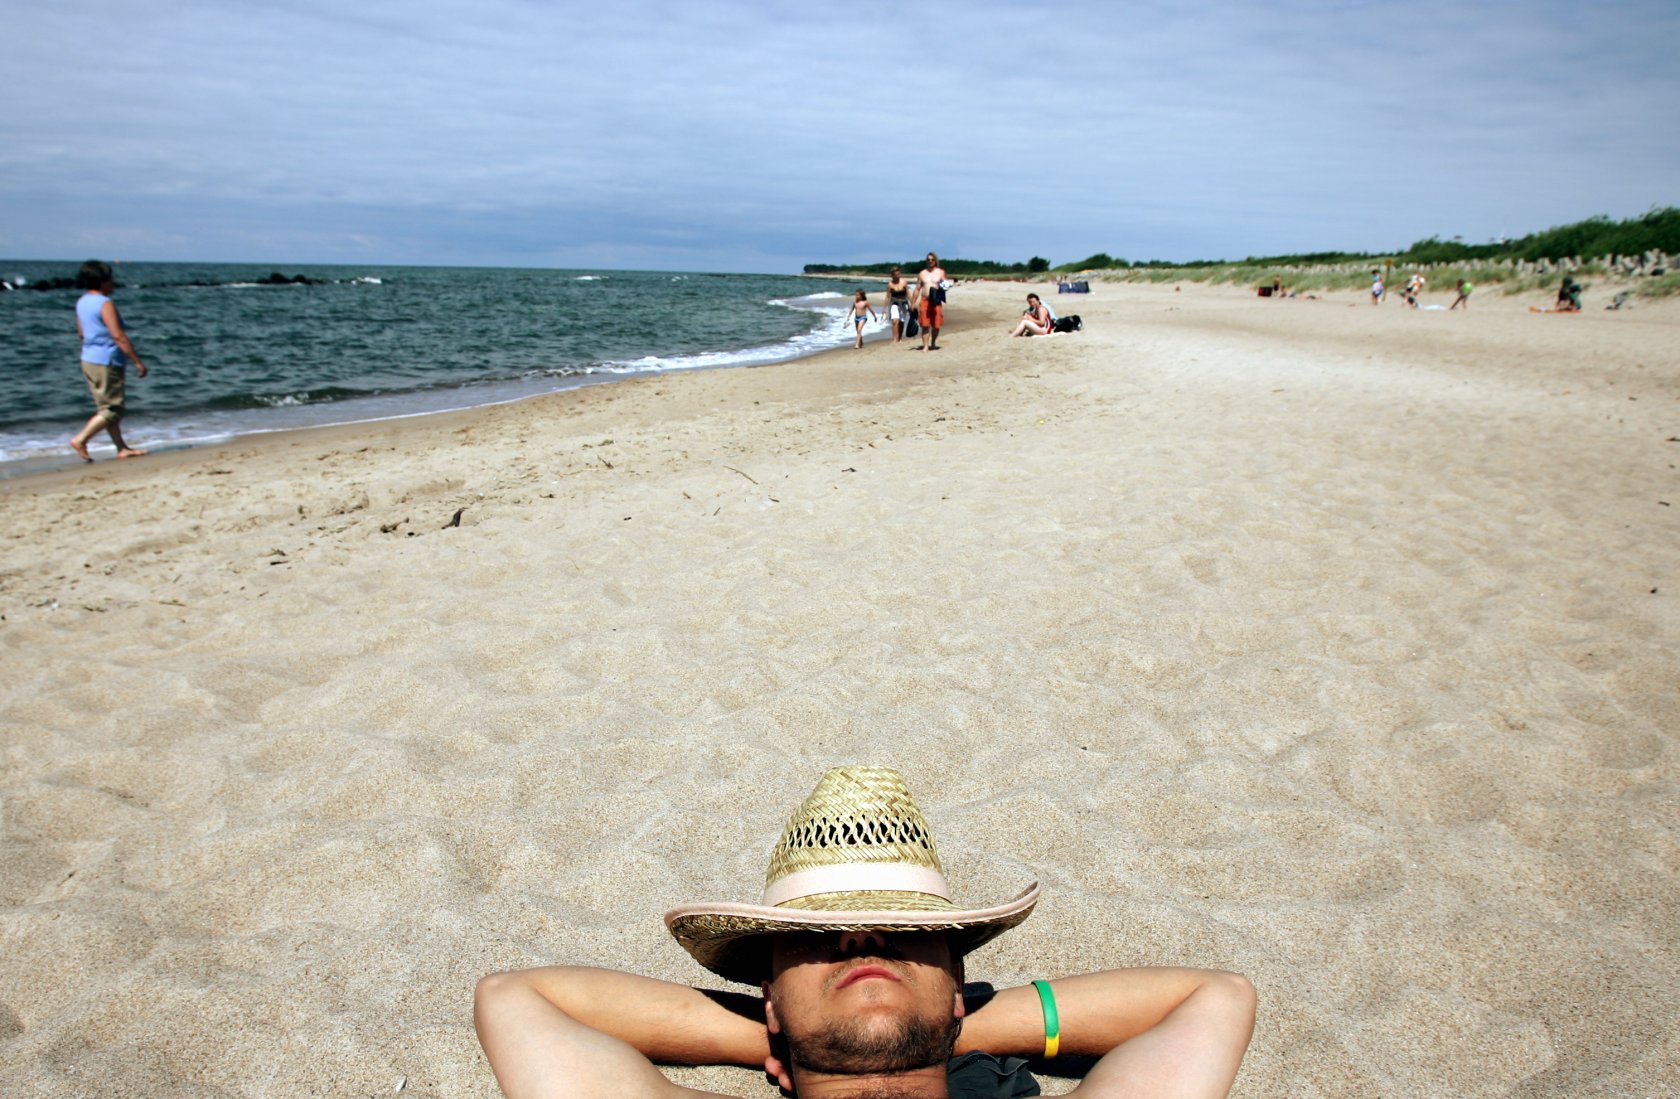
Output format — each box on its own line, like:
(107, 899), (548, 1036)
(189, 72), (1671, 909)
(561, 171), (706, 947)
(0, 262), (885, 475)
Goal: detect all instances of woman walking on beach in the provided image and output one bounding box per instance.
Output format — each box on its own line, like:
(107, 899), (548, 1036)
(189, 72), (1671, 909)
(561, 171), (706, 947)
(848, 289), (877, 349)
(885, 267), (912, 343)
(70, 260), (149, 461)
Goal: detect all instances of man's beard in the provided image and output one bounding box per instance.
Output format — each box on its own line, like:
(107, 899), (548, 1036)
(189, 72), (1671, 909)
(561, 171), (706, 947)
(783, 1010), (961, 1076)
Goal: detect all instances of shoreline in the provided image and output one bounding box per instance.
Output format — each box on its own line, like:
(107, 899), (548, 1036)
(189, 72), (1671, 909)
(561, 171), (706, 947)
(0, 267), (873, 481)
(0, 283), (1011, 490)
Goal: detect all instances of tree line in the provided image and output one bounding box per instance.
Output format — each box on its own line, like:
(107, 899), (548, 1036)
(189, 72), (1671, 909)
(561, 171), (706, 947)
(804, 208), (1679, 275)
(803, 257), (1050, 276)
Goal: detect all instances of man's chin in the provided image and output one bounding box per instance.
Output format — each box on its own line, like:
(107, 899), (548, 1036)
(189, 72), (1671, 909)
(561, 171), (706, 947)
(784, 1012), (960, 1076)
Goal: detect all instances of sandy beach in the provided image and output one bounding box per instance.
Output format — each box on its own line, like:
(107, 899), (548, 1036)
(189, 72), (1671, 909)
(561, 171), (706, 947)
(2, 279), (1676, 1097)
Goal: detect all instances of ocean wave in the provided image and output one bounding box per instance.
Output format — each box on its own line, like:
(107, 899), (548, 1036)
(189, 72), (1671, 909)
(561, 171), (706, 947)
(0, 266), (884, 473)
(770, 292), (846, 307)
(204, 386), (371, 411)
(599, 314), (886, 375)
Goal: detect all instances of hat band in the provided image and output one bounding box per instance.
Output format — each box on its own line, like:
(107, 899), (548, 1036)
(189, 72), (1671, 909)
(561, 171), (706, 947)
(762, 863), (952, 907)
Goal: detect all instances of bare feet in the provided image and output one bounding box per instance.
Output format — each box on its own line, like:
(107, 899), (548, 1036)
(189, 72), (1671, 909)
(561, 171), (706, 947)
(70, 438), (92, 462)
(116, 448), (149, 459)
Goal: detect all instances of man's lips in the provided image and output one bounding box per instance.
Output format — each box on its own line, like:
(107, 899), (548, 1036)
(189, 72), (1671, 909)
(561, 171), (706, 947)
(835, 963), (901, 989)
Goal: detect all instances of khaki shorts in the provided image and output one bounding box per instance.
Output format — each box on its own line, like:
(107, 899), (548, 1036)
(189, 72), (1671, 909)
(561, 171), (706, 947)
(81, 361), (126, 423)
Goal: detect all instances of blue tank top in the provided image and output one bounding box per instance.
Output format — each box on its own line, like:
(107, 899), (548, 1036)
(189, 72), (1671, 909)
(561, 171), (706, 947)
(78, 292), (126, 366)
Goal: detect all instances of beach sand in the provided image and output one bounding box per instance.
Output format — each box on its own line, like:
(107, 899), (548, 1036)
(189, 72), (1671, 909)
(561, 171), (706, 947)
(2, 280), (1676, 1097)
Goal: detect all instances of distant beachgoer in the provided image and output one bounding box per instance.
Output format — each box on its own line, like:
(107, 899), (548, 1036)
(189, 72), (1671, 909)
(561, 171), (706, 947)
(1370, 270), (1384, 306)
(70, 260), (149, 462)
(848, 289), (878, 349)
(1271, 277), (1284, 299)
(885, 267), (912, 343)
(1450, 279), (1472, 310)
(1403, 273), (1426, 308)
(913, 252), (948, 351)
(1556, 277), (1582, 312)
(1009, 293), (1053, 337)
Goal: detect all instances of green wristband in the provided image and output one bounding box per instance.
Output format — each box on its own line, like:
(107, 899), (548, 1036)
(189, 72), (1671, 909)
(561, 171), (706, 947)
(1032, 979), (1060, 1058)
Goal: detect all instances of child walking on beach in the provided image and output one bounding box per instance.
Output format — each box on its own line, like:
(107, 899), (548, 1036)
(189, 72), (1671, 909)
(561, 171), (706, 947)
(848, 290), (877, 349)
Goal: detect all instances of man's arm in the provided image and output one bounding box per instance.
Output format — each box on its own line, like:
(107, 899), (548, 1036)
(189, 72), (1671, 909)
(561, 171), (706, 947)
(474, 966), (764, 1099)
(959, 967), (1255, 1099)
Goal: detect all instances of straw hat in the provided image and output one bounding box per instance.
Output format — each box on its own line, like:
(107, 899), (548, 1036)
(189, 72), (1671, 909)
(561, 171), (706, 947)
(664, 767), (1039, 985)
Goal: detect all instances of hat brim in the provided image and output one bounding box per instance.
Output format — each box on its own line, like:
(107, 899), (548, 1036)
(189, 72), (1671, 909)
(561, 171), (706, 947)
(664, 883), (1040, 985)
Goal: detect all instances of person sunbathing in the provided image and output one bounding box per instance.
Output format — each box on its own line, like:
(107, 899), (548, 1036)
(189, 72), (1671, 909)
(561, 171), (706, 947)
(1009, 294), (1054, 337)
(1555, 277), (1582, 312)
(475, 767), (1257, 1098)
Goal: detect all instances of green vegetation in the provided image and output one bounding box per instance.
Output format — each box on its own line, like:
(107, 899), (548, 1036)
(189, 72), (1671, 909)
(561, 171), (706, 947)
(803, 258), (1052, 277)
(1038, 206), (1677, 270)
(803, 209), (1679, 296)
(1635, 270), (1680, 298)
(1023, 208), (1680, 297)
(1056, 253), (1128, 272)
(1398, 207), (1680, 265)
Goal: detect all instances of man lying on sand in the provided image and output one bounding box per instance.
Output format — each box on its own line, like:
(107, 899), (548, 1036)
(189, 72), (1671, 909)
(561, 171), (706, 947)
(475, 767), (1256, 1098)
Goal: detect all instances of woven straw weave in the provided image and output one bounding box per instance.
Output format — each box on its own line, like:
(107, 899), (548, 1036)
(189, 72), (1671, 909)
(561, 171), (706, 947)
(664, 767), (1040, 984)
(765, 766), (944, 889)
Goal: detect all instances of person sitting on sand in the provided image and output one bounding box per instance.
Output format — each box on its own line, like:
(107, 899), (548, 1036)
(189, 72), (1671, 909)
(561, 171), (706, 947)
(1008, 293), (1054, 338)
(1555, 277), (1582, 312)
(475, 766), (1257, 1099)
(70, 260), (150, 462)
(849, 290), (879, 350)
(1450, 279), (1472, 310)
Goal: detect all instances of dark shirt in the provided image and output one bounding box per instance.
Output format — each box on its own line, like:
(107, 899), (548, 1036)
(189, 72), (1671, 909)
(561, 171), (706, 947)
(948, 1052), (1041, 1097)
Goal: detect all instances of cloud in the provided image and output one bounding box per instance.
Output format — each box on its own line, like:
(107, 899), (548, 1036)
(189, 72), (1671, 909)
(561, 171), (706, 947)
(2, 0), (1675, 268)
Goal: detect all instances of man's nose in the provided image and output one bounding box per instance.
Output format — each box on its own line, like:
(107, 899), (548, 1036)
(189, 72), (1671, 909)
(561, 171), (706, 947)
(837, 930), (886, 956)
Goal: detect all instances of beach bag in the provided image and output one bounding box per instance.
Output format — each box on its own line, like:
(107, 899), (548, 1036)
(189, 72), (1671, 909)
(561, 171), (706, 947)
(1052, 314), (1082, 333)
(904, 309), (919, 337)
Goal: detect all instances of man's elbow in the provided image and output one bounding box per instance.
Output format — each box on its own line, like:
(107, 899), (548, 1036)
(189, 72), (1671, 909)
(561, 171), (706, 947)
(475, 971), (512, 1019)
(1206, 971), (1257, 1033)
(475, 969), (540, 1025)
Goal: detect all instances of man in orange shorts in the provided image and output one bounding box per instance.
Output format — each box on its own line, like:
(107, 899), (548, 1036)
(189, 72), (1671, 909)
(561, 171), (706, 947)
(913, 251), (948, 351)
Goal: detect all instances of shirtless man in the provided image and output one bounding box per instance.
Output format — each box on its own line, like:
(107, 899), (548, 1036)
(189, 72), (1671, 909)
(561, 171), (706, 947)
(475, 768), (1256, 1099)
(911, 252), (949, 351)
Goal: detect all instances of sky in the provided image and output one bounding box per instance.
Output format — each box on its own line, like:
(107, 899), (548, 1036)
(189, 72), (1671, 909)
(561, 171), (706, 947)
(3, 0), (1676, 272)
